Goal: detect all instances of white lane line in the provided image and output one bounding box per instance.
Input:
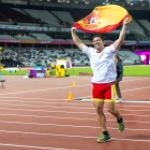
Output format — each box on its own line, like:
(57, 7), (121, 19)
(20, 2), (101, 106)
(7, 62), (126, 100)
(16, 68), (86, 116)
(0, 97), (67, 101)
(1, 98), (150, 107)
(122, 86), (150, 92)
(1, 78), (150, 96)
(0, 143), (78, 150)
(0, 130), (149, 143)
(111, 138), (150, 143)
(121, 78), (150, 83)
(0, 120), (149, 131)
(0, 113), (95, 120)
(0, 107), (149, 117)
(0, 84), (91, 96)
(0, 113), (150, 124)
(0, 103), (150, 112)
(0, 99), (92, 106)
(0, 107), (94, 114)
(0, 103), (93, 110)
(0, 98), (150, 108)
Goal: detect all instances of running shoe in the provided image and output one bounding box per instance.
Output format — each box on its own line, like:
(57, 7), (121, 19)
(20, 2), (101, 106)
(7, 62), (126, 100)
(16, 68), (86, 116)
(97, 133), (111, 143)
(118, 116), (125, 132)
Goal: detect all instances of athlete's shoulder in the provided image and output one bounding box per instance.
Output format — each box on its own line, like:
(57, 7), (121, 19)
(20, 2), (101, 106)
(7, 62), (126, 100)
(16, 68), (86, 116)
(88, 46), (95, 50)
(87, 46), (96, 53)
(103, 44), (115, 53)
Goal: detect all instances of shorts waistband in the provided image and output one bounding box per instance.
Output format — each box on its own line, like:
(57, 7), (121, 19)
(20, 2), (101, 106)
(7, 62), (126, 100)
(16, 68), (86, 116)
(92, 81), (116, 85)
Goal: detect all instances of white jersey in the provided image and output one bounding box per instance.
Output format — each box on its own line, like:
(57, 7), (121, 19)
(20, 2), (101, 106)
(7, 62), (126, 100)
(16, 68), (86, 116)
(82, 44), (117, 83)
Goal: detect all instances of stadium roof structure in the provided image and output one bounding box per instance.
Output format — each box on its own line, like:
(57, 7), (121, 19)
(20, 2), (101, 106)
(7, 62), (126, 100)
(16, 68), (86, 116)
(1, 0), (150, 10)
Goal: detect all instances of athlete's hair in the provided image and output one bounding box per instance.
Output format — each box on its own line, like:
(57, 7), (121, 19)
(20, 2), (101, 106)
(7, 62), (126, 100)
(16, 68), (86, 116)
(92, 35), (104, 41)
(115, 54), (122, 62)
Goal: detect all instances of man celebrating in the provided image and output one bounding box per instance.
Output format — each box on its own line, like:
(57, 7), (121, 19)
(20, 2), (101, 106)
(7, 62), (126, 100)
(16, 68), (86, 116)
(71, 17), (130, 142)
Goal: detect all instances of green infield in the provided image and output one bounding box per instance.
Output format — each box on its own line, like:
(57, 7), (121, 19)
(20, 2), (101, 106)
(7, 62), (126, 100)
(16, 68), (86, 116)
(1, 70), (28, 75)
(123, 65), (150, 76)
(0, 65), (150, 76)
(66, 67), (92, 76)
(66, 65), (150, 76)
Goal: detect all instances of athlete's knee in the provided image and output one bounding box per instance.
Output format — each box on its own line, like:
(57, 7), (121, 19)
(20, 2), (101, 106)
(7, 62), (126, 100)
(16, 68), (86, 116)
(107, 107), (116, 114)
(96, 106), (104, 114)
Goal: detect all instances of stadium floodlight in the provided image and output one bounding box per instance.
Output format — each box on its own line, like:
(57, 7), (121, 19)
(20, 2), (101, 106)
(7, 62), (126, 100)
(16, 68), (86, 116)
(85, 1), (90, 4)
(66, 0), (70, 3)
(105, 0), (110, 5)
(58, 0), (66, 3)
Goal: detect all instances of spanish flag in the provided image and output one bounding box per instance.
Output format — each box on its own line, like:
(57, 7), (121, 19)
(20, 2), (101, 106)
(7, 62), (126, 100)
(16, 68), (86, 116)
(73, 5), (132, 33)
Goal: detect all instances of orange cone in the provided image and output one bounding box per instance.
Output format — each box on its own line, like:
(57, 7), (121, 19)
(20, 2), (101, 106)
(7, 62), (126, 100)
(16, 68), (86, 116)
(68, 91), (73, 101)
(72, 81), (76, 86)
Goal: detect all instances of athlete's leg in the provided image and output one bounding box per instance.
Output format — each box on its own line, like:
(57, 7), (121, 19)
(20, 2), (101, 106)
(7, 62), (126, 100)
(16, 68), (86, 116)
(92, 83), (111, 142)
(105, 83), (125, 132)
(106, 101), (125, 132)
(93, 101), (106, 131)
(105, 101), (120, 120)
(92, 83), (106, 131)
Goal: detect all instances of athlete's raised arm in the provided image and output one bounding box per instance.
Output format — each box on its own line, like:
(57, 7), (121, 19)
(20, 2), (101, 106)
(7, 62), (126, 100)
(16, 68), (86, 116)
(71, 27), (87, 51)
(113, 17), (130, 51)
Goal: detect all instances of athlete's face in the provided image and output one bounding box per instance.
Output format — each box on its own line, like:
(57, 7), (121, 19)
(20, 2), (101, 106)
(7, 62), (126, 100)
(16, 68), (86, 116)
(93, 37), (104, 52)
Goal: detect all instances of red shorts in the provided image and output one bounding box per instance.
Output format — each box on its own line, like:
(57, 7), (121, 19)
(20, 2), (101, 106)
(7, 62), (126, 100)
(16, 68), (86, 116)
(92, 82), (116, 102)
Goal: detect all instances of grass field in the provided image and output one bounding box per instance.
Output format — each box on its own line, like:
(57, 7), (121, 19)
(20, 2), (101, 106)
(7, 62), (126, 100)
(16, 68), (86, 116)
(123, 65), (150, 76)
(1, 65), (150, 76)
(66, 65), (150, 76)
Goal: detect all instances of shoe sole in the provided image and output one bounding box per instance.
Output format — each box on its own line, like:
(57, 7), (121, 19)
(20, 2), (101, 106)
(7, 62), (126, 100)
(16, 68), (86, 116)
(97, 138), (111, 143)
(119, 129), (124, 133)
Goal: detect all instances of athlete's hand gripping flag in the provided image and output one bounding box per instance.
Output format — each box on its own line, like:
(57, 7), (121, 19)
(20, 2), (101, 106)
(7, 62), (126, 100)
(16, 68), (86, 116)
(73, 5), (132, 33)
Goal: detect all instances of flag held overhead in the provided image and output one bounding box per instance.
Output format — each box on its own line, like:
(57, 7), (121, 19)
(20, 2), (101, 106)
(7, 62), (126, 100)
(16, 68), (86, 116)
(73, 5), (132, 33)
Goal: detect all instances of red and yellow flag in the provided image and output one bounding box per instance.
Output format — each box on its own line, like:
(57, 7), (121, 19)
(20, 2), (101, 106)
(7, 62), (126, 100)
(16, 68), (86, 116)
(73, 5), (132, 33)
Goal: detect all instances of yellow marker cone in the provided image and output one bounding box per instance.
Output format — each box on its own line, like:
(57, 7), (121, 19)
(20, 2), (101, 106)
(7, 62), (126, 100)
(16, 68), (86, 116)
(72, 81), (76, 86)
(68, 92), (73, 101)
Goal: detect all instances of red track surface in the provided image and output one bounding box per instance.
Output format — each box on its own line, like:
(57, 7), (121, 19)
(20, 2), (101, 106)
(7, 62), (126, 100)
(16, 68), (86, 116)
(0, 76), (150, 150)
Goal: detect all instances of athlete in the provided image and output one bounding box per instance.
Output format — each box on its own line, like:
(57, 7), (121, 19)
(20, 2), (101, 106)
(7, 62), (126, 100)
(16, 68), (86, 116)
(71, 17), (130, 142)
(115, 54), (123, 102)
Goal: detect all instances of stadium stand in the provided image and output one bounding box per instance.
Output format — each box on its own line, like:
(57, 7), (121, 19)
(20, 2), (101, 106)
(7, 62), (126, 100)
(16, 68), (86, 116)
(0, 5), (149, 67)
(23, 9), (61, 27)
(1, 47), (141, 67)
(31, 33), (53, 41)
(0, 8), (34, 23)
(51, 11), (75, 25)
(0, 35), (15, 40)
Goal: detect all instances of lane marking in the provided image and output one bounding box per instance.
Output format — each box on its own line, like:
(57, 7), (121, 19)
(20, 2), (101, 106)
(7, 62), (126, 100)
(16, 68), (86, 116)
(0, 98), (150, 108)
(0, 120), (149, 131)
(0, 143), (78, 150)
(0, 113), (149, 123)
(0, 107), (149, 117)
(1, 78), (150, 96)
(0, 130), (149, 143)
(0, 97), (67, 101)
(0, 84), (91, 96)
(122, 86), (150, 92)
(0, 102), (150, 111)
(121, 78), (150, 83)
(0, 113), (150, 123)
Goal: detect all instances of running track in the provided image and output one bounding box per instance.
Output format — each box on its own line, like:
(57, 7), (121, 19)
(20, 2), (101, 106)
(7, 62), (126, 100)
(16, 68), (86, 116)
(0, 76), (150, 150)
